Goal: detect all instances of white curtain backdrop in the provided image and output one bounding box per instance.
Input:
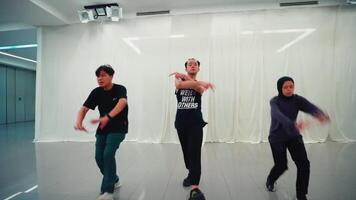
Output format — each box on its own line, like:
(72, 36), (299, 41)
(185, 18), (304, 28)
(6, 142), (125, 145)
(35, 5), (356, 143)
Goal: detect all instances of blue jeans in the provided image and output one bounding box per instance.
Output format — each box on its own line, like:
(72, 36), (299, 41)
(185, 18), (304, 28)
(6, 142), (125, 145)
(95, 133), (126, 193)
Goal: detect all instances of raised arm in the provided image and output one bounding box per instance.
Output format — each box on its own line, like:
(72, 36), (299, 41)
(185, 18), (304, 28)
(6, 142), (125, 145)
(298, 96), (330, 123)
(175, 79), (205, 94)
(171, 72), (214, 94)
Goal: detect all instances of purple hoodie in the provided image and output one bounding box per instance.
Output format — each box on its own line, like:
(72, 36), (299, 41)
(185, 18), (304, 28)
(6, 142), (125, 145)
(269, 94), (324, 143)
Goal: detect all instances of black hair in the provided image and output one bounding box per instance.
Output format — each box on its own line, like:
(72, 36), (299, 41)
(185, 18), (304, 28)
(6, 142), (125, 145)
(95, 64), (115, 77)
(185, 59), (200, 68)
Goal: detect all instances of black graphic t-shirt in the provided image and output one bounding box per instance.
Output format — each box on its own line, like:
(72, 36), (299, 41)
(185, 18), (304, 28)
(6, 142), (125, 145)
(83, 84), (128, 134)
(175, 88), (207, 129)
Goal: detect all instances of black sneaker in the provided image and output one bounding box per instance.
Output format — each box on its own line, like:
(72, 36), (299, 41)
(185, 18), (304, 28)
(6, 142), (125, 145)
(189, 188), (206, 200)
(265, 177), (275, 192)
(296, 194), (308, 200)
(183, 176), (191, 187)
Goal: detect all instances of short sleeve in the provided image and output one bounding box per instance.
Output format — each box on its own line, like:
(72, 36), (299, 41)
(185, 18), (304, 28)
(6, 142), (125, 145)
(118, 86), (127, 99)
(83, 89), (98, 110)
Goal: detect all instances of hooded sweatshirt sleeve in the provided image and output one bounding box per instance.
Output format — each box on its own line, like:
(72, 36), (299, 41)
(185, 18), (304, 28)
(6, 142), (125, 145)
(297, 95), (324, 117)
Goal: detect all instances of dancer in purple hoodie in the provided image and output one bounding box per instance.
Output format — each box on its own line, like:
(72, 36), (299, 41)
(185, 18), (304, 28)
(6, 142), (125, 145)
(266, 76), (330, 200)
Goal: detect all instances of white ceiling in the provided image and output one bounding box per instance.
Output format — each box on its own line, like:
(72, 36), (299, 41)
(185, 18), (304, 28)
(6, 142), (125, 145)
(0, 0), (347, 29)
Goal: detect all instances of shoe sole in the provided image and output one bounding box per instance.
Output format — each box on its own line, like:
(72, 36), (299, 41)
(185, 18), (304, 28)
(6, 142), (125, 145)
(114, 183), (122, 190)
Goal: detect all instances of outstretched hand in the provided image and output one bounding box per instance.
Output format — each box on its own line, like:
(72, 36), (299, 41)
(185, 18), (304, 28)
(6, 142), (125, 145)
(199, 81), (215, 92)
(74, 123), (88, 133)
(169, 72), (189, 80)
(316, 113), (330, 124)
(296, 113), (331, 133)
(91, 115), (110, 130)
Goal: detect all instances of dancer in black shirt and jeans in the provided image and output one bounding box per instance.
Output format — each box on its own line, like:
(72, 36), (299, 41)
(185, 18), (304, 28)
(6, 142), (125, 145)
(75, 65), (128, 200)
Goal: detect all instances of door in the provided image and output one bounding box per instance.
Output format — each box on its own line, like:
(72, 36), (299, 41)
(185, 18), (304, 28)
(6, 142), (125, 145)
(15, 69), (26, 122)
(0, 66), (6, 124)
(6, 67), (16, 123)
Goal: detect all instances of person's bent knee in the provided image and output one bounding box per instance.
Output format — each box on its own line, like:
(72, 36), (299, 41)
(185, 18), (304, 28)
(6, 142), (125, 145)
(276, 163), (288, 171)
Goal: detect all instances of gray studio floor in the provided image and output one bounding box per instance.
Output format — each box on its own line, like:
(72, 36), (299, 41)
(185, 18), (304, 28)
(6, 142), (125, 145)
(0, 122), (355, 200)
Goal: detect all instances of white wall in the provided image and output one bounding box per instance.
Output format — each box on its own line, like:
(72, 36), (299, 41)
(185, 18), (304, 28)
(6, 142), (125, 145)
(35, 5), (356, 143)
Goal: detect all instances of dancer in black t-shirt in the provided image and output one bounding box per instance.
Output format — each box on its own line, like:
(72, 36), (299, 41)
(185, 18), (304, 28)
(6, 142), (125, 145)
(75, 65), (128, 200)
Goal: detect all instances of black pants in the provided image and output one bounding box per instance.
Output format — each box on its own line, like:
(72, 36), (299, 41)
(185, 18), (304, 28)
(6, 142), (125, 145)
(267, 137), (310, 197)
(176, 126), (203, 185)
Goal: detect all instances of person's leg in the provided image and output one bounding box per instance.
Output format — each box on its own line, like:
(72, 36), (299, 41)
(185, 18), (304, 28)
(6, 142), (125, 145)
(186, 126), (205, 200)
(187, 126), (203, 187)
(101, 133), (126, 194)
(177, 127), (191, 171)
(266, 142), (288, 191)
(288, 137), (310, 200)
(177, 127), (195, 187)
(95, 134), (107, 175)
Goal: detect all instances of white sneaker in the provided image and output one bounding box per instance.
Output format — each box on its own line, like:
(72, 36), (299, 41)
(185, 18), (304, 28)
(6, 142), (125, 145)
(97, 192), (113, 200)
(114, 181), (122, 189)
